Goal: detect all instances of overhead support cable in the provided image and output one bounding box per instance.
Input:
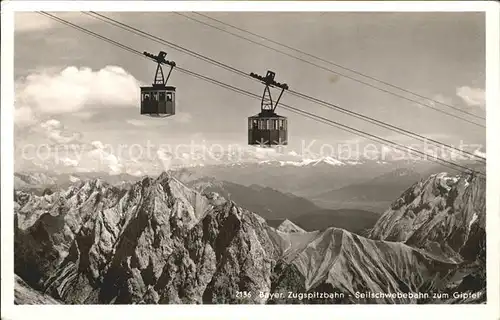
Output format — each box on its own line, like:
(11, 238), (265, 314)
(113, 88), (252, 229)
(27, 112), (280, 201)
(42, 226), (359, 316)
(191, 11), (486, 121)
(37, 11), (486, 177)
(174, 12), (485, 127)
(81, 11), (486, 163)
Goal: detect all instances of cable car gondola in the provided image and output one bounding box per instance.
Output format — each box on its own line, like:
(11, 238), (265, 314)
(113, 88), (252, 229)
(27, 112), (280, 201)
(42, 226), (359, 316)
(248, 70), (289, 146)
(140, 51), (177, 118)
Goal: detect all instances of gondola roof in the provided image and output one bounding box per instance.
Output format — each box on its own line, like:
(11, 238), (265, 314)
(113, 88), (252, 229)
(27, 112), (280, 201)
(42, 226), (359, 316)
(140, 85), (176, 91)
(249, 110), (287, 119)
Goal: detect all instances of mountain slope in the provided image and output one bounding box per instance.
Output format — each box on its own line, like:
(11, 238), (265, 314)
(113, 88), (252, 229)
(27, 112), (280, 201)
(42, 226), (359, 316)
(292, 209), (380, 235)
(311, 168), (423, 212)
(369, 172), (485, 262)
(276, 219), (306, 233)
(183, 177), (381, 234)
(14, 173), (279, 304)
(15, 274), (62, 305)
(267, 227), (470, 303)
(14, 171), (486, 304)
(368, 171), (486, 302)
(185, 177), (321, 220)
(186, 161), (396, 198)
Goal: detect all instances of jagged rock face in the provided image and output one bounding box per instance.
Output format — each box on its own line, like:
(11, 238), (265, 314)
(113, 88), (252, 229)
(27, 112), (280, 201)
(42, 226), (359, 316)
(367, 172), (486, 303)
(368, 172), (485, 263)
(14, 171), (486, 304)
(15, 173), (279, 304)
(15, 275), (62, 305)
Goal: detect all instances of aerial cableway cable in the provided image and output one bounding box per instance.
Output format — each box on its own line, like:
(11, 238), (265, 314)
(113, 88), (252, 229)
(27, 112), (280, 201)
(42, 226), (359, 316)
(82, 12), (252, 81)
(36, 11), (486, 177)
(81, 11), (486, 163)
(174, 12), (486, 127)
(190, 11), (486, 122)
(86, 11), (487, 134)
(284, 91), (486, 164)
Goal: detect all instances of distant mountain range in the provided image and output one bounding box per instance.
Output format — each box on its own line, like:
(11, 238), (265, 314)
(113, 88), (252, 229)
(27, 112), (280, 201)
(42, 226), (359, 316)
(14, 171), (141, 190)
(15, 151), (484, 195)
(184, 177), (322, 220)
(14, 160), (481, 236)
(14, 170), (382, 235)
(311, 168), (424, 212)
(180, 158), (426, 198)
(182, 176), (381, 235)
(17, 145), (449, 175)
(13, 170), (485, 304)
(17, 146), (485, 196)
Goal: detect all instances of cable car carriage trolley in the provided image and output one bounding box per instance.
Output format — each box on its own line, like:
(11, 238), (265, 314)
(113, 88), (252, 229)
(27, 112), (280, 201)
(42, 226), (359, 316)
(140, 51), (177, 118)
(248, 70), (289, 147)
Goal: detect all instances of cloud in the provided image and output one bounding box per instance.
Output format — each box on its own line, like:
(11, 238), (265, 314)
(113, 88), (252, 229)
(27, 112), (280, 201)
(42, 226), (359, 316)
(15, 66), (141, 125)
(127, 119), (147, 127)
(15, 106), (36, 126)
(35, 119), (83, 144)
(173, 112), (193, 124)
(62, 140), (126, 175)
(59, 157), (79, 167)
(74, 111), (95, 120)
(456, 86), (485, 108)
(15, 118), (84, 159)
(40, 119), (62, 129)
(68, 140), (156, 175)
(157, 148), (173, 171)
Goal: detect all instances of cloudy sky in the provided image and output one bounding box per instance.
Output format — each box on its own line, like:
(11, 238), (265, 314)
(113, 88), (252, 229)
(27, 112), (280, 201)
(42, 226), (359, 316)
(13, 11), (486, 174)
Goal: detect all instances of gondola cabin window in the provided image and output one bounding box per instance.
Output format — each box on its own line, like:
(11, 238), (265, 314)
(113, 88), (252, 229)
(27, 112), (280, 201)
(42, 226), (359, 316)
(278, 119), (286, 130)
(248, 119), (258, 130)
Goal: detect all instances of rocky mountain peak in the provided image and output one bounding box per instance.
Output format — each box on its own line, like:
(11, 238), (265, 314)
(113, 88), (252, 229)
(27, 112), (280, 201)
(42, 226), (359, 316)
(368, 171), (485, 264)
(276, 219), (306, 233)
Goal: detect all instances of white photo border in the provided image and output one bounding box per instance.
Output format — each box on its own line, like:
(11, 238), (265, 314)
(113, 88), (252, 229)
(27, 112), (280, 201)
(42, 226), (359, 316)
(1, 1), (499, 320)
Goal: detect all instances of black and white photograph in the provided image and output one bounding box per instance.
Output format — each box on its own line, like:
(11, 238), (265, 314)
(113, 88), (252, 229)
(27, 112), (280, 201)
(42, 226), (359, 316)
(1, 1), (499, 319)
